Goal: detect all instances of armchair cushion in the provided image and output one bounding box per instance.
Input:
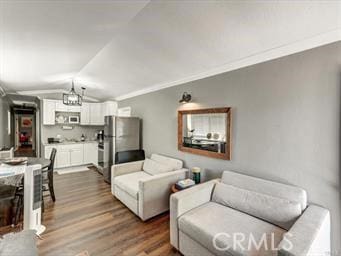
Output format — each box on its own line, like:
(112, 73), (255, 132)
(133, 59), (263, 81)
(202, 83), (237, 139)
(212, 183), (302, 230)
(114, 171), (151, 199)
(111, 160), (144, 178)
(151, 154), (183, 170)
(142, 158), (173, 175)
(221, 171), (307, 210)
(179, 202), (286, 256)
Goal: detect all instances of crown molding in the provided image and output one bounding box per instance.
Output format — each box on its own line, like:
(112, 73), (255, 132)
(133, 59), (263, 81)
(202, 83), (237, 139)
(16, 89), (100, 102)
(17, 89), (65, 95)
(115, 28), (341, 101)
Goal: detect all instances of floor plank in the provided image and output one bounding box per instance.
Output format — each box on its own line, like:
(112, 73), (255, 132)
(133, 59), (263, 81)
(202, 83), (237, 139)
(37, 170), (180, 256)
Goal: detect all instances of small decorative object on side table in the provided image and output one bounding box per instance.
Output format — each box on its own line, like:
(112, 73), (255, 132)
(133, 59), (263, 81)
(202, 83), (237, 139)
(192, 167), (201, 184)
(171, 179), (195, 193)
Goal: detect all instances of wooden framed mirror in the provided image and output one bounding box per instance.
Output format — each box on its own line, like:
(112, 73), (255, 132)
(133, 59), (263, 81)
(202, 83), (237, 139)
(178, 107), (232, 160)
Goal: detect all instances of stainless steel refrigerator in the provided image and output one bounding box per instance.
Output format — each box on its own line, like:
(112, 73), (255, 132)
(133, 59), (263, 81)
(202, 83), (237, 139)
(103, 116), (141, 183)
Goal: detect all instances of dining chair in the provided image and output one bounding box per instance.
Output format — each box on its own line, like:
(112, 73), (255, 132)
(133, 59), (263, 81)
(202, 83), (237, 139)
(0, 184), (17, 226)
(42, 148), (57, 204)
(0, 174), (24, 226)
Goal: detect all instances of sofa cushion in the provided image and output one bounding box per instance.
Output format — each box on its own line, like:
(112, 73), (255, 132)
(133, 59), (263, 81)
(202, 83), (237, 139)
(212, 183), (302, 230)
(151, 154), (183, 170)
(143, 158), (173, 175)
(114, 171), (151, 199)
(221, 170), (307, 210)
(179, 202), (286, 256)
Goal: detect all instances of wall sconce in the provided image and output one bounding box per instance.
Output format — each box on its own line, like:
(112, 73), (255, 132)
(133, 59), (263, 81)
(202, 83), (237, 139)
(179, 92), (192, 103)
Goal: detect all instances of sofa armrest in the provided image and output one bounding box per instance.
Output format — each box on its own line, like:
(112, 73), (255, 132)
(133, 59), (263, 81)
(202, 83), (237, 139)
(138, 168), (189, 221)
(278, 205), (330, 256)
(170, 180), (218, 249)
(111, 160), (144, 195)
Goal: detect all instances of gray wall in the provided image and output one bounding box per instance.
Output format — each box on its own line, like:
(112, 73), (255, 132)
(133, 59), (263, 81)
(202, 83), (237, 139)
(0, 96), (11, 147)
(119, 42), (341, 251)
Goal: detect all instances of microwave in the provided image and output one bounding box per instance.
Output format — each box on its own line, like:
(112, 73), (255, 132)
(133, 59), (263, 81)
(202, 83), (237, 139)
(68, 116), (80, 124)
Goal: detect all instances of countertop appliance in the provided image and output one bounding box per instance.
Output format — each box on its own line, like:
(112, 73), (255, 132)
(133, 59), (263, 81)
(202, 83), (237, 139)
(97, 141), (104, 174)
(103, 116), (141, 183)
(68, 115), (80, 124)
(47, 138), (61, 144)
(97, 130), (104, 143)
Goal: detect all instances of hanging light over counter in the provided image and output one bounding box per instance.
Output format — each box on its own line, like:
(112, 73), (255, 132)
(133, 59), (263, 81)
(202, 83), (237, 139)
(63, 80), (85, 106)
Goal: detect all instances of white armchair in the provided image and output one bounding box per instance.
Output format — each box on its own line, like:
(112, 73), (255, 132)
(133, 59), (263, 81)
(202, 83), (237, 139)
(170, 171), (331, 256)
(111, 154), (188, 221)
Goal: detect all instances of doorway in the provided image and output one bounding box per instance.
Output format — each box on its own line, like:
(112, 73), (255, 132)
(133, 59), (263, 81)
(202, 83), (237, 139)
(13, 107), (37, 157)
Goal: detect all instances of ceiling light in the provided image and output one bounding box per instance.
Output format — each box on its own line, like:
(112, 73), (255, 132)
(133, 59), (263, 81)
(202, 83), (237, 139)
(63, 80), (85, 106)
(179, 92), (191, 103)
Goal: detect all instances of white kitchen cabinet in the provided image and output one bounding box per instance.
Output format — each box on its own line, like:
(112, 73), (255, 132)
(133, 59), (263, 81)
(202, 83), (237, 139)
(44, 142), (98, 169)
(55, 101), (68, 112)
(56, 101), (81, 113)
(90, 103), (104, 125)
(56, 148), (70, 168)
(68, 105), (81, 113)
(117, 107), (131, 117)
(83, 142), (98, 165)
(80, 102), (90, 125)
(103, 101), (117, 116)
(43, 99), (56, 125)
(43, 98), (118, 126)
(70, 145), (84, 166)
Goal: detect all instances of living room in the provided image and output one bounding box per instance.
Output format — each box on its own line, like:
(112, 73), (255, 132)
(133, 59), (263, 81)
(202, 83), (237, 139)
(0, 1), (340, 256)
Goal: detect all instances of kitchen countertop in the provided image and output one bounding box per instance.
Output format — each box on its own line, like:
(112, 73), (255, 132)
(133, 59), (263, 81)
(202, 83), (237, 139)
(42, 140), (99, 146)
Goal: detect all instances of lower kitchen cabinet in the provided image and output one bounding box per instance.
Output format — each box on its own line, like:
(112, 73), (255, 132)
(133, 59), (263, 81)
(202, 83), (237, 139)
(43, 142), (97, 169)
(83, 143), (98, 165)
(56, 148), (71, 168)
(70, 145), (84, 166)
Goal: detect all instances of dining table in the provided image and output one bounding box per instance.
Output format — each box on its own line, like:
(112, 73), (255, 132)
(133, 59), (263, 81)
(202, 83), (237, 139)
(27, 157), (51, 169)
(0, 156), (50, 235)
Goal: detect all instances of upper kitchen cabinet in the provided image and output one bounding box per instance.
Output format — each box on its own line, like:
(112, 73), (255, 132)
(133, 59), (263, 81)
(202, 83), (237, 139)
(43, 99), (117, 126)
(43, 99), (56, 125)
(80, 102), (90, 125)
(56, 101), (81, 113)
(117, 106), (131, 117)
(55, 101), (68, 112)
(68, 105), (81, 113)
(103, 101), (117, 116)
(89, 103), (104, 125)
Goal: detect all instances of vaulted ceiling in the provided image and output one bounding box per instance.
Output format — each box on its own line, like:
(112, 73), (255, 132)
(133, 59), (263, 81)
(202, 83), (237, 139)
(1, 1), (340, 101)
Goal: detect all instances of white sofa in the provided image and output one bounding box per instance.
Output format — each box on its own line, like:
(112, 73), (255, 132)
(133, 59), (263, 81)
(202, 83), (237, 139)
(170, 170), (331, 256)
(111, 154), (188, 221)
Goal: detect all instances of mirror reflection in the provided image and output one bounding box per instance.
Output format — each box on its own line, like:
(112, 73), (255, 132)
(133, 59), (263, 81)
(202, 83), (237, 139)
(182, 113), (227, 153)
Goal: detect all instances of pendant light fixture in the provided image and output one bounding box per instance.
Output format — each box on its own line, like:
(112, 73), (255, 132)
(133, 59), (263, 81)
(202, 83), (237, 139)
(63, 80), (85, 106)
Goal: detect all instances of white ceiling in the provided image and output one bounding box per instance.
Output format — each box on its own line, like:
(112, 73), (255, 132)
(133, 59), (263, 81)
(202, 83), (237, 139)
(1, 1), (340, 101)
(0, 0), (149, 96)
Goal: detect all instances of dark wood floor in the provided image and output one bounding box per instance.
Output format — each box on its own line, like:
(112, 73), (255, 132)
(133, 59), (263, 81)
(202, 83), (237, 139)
(2, 169), (180, 256)
(40, 170), (181, 256)
(14, 146), (36, 157)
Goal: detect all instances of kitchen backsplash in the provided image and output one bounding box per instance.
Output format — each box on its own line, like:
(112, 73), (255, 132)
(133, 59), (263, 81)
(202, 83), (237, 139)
(41, 125), (103, 143)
